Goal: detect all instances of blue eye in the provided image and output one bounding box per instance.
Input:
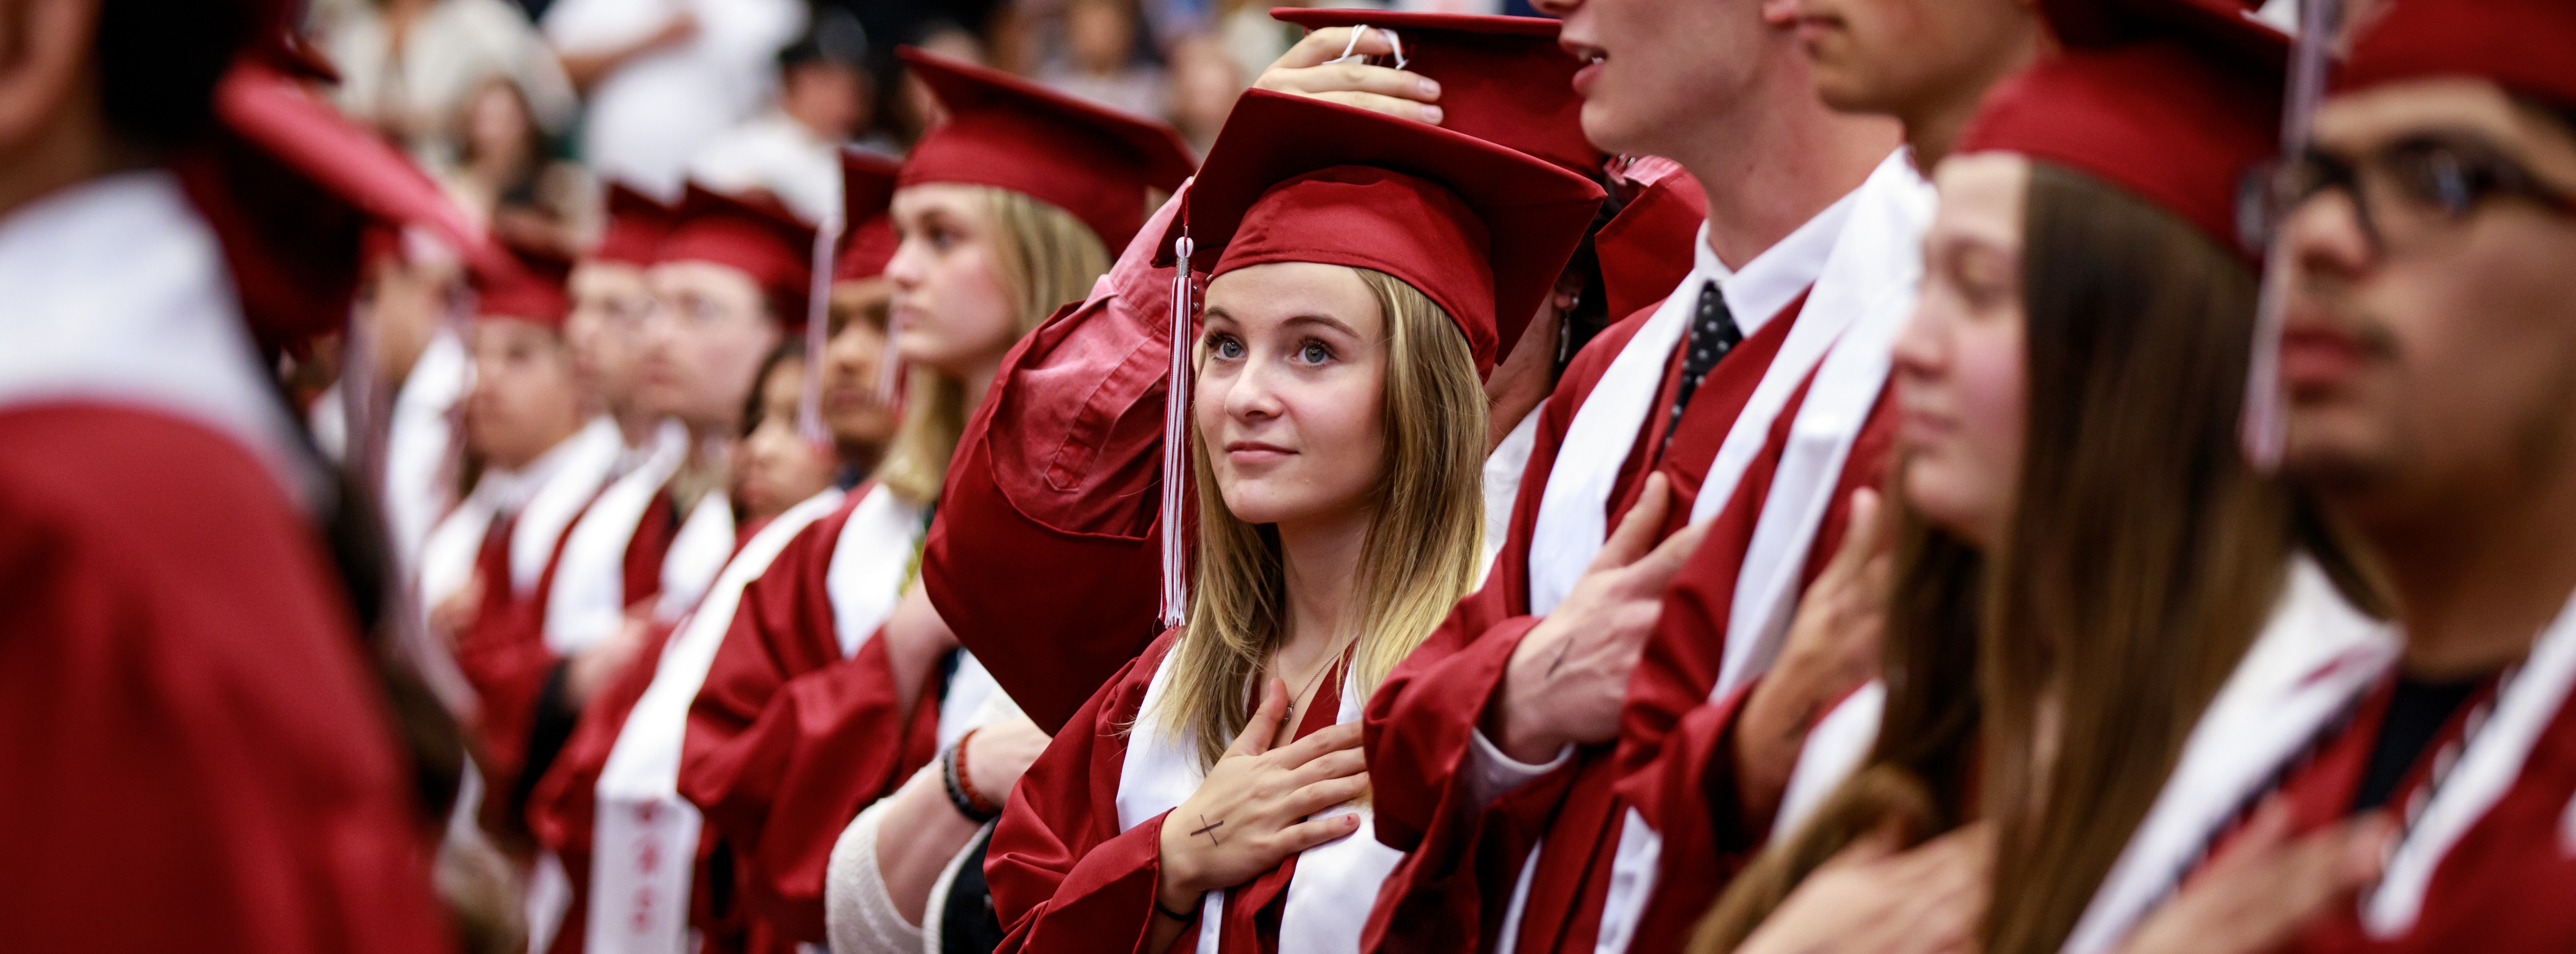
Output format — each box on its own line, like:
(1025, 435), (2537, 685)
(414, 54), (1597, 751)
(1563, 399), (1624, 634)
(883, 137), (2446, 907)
(1210, 335), (1244, 360)
(1298, 341), (1333, 365)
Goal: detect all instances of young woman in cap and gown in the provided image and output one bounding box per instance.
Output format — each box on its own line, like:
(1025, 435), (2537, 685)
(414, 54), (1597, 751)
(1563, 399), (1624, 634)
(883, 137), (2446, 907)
(982, 88), (1604, 954)
(1676, 5), (2388, 954)
(677, 50), (1197, 952)
(0, 4), (493, 948)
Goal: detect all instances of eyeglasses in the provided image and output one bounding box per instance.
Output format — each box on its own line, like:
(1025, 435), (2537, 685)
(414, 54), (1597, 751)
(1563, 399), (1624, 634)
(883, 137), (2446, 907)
(2239, 132), (2576, 253)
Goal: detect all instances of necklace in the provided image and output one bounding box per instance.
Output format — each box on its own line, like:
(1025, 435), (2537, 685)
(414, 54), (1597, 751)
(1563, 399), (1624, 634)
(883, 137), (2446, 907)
(1276, 635), (1357, 736)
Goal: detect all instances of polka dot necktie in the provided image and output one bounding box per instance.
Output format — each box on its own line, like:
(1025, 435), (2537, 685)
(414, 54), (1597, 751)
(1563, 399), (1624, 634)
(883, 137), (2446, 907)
(1663, 280), (1742, 454)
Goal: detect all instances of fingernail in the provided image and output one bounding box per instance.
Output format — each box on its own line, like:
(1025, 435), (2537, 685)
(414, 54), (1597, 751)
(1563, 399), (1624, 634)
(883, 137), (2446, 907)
(1422, 105), (1444, 125)
(1419, 78), (1442, 98)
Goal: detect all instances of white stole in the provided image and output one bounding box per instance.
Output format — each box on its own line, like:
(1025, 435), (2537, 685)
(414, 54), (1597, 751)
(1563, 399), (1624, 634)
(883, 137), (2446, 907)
(1590, 151), (1931, 954)
(824, 483), (927, 659)
(588, 488), (844, 954)
(656, 488), (738, 623)
(510, 418), (627, 596)
(1116, 651), (1404, 954)
(1479, 401), (1546, 585)
(543, 421), (687, 654)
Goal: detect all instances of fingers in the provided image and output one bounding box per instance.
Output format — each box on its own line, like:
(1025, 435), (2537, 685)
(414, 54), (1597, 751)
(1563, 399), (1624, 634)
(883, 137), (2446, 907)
(1271, 720), (1365, 768)
(1268, 26), (1402, 70)
(1284, 773), (1373, 818)
(1591, 473), (1674, 573)
(1302, 90), (1444, 125)
(1824, 487), (1884, 580)
(1231, 678), (1292, 757)
(1627, 515), (1714, 592)
(1257, 60), (1441, 102)
(1272, 810), (1366, 855)
(1284, 746), (1369, 787)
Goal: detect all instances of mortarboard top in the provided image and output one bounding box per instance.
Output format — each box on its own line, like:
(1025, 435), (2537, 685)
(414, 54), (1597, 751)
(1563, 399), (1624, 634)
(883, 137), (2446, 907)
(896, 47), (1197, 250)
(591, 184), (676, 268)
(472, 240), (575, 329)
(1266, 8), (1602, 175)
(2340, 0), (2576, 113)
(1960, 0), (2286, 257)
(657, 185), (820, 333)
(835, 150), (903, 282)
(1175, 89), (1606, 375)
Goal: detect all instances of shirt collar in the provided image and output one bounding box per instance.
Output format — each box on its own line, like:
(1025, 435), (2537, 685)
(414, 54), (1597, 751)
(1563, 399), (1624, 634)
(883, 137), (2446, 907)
(1689, 183), (1863, 337)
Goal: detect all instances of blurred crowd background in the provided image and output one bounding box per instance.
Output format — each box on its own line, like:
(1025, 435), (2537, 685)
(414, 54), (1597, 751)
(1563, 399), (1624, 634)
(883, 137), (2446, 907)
(297, 0), (1542, 258)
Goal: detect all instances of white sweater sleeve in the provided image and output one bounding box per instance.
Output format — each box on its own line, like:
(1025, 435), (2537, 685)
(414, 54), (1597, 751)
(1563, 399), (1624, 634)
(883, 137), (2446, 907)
(826, 787), (925, 954)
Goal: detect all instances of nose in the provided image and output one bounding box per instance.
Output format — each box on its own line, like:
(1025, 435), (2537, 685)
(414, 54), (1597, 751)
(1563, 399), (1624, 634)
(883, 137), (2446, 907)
(2283, 188), (2375, 298)
(1215, 356), (1285, 426)
(884, 235), (926, 291)
(1889, 295), (1949, 387)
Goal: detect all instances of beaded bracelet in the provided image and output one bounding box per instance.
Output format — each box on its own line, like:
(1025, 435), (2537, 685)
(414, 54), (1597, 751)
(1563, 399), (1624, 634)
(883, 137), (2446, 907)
(940, 728), (1003, 823)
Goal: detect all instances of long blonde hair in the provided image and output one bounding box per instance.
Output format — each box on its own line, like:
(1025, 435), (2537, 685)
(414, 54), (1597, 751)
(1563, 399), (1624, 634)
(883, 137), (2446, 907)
(875, 187), (1112, 505)
(1154, 268), (1489, 769)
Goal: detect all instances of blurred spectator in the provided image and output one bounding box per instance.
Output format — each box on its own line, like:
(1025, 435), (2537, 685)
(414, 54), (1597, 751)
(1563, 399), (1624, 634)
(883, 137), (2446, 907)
(689, 11), (875, 225)
(1165, 32), (1243, 156)
(1212, 0), (1298, 93)
(1038, 0), (1166, 116)
(442, 76), (598, 259)
(320, 0), (577, 162)
(541, 0), (807, 201)
(892, 24), (985, 145)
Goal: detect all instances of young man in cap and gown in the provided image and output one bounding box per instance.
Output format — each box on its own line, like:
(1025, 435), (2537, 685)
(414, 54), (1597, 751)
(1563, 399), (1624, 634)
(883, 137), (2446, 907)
(2057, 1), (2576, 950)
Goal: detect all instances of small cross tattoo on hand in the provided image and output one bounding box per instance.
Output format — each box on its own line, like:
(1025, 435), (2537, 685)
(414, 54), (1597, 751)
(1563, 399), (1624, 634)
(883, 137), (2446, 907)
(1191, 814), (1226, 846)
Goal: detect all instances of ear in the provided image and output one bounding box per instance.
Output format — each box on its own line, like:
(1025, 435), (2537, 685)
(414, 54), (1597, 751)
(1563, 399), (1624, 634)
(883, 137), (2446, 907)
(1759, 0), (1802, 29)
(0, 0), (102, 156)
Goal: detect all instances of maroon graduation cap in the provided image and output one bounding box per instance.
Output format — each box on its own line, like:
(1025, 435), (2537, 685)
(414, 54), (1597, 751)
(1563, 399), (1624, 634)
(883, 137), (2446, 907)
(1267, 8), (1600, 175)
(657, 185), (820, 333)
(896, 47), (1197, 249)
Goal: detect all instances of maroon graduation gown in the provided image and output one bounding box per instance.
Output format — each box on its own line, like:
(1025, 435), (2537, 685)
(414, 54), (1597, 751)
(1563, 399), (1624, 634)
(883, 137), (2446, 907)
(1359, 291), (1809, 954)
(0, 405), (452, 954)
(678, 490), (944, 945)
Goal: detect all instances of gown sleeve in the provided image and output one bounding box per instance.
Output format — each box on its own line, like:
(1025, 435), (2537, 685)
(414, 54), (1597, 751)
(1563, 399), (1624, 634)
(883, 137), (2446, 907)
(987, 633), (1184, 954)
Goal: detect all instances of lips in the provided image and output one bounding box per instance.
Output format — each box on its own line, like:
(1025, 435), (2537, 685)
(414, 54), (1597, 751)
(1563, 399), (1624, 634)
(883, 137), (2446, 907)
(2277, 324), (2368, 390)
(1565, 44), (1605, 98)
(1224, 440), (1294, 465)
(1795, 14), (1843, 44)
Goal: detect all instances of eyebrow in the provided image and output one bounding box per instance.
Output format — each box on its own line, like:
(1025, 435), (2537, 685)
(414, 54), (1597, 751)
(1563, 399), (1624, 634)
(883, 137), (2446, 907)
(1282, 313), (1362, 337)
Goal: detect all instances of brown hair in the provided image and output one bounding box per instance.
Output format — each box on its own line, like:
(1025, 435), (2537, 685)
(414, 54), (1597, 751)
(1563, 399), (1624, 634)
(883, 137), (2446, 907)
(1693, 163), (2377, 954)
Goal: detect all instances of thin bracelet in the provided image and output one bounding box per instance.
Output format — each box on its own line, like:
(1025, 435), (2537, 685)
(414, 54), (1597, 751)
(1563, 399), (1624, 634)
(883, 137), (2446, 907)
(1154, 894), (1200, 922)
(953, 727), (1004, 818)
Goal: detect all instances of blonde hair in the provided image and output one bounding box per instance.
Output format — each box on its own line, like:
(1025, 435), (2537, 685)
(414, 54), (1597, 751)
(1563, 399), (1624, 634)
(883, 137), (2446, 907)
(875, 187), (1112, 505)
(1155, 268), (1489, 769)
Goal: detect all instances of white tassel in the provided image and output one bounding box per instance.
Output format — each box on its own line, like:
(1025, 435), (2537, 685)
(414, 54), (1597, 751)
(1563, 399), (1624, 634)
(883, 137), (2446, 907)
(1159, 234), (1196, 628)
(800, 215), (843, 447)
(2242, 0), (2341, 473)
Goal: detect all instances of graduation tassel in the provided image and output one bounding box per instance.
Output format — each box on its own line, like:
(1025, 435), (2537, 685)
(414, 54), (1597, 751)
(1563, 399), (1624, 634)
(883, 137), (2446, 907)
(1159, 230), (1196, 629)
(2243, 0), (2341, 473)
(800, 214), (843, 448)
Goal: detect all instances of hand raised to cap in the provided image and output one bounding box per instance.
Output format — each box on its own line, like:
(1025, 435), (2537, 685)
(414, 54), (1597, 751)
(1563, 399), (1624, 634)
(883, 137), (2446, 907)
(1254, 27), (1446, 126)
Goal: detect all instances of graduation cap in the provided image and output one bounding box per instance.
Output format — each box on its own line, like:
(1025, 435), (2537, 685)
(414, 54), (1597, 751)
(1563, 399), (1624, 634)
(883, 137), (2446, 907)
(657, 185), (820, 332)
(834, 150), (903, 282)
(1267, 8), (1602, 175)
(2340, 0), (2576, 112)
(1595, 157), (1709, 322)
(1960, 0), (2288, 256)
(591, 184), (676, 268)
(1177, 88), (1607, 374)
(472, 241), (574, 329)
(896, 47), (1196, 249)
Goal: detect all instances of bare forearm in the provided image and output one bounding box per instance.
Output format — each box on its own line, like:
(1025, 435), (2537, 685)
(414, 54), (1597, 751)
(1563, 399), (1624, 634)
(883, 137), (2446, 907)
(873, 771), (984, 925)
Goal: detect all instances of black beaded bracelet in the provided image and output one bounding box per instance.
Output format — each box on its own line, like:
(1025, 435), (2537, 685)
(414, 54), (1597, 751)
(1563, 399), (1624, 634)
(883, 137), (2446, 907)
(940, 738), (1002, 824)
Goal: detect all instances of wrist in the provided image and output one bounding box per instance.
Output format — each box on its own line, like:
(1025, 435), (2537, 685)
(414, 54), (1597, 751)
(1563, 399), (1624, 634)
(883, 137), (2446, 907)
(1491, 632), (1568, 764)
(940, 731), (1003, 823)
(1154, 818), (1206, 907)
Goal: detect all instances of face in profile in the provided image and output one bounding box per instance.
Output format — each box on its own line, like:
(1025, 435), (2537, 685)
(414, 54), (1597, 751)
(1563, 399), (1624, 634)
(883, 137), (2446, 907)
(1535, 0), (1773, 158)
(735, 357), (839, 521)
(886, 184), (1023, 379)
(638, 261), (781, 429)
(1195, 261), (1391, 529)
(565, 260), (655, 410)
(821, 280), (900, 447)
(1793, 0), (2031, 116)
(1892, 152), (2030, 548)
(464, 317), (587, 471)
(2276, 78), (2576, 520)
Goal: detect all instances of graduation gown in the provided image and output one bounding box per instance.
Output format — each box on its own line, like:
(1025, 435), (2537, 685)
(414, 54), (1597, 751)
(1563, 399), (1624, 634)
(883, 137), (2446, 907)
(678, 482), (941, 945)
(2060, 564), (2576, 954)
(0, 171), (451, 953)
(571, 488), (822, 954)
(988, 630), (1401, 954)
(1359, 151), (1920, 954)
